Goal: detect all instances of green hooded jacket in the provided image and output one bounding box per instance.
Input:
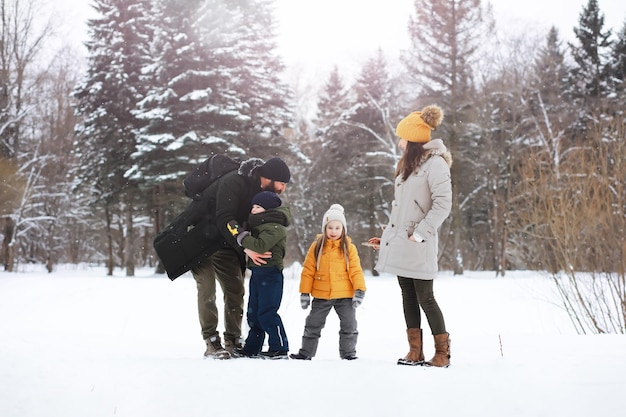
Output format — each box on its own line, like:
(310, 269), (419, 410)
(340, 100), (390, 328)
(240, 205), (291, 270)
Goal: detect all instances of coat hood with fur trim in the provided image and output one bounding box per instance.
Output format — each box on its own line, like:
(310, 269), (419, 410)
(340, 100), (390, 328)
(422, 139), (453, 168)
(238, 157), (265, 178)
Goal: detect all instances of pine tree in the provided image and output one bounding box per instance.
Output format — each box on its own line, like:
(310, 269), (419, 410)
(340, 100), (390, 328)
(567, 0), (613, 121)
(528, 26), (572, 168)
(346, 50), (400, 272)
(133, 0), (295, 195)
(509, 27), (573, 272)
(295, 66), (351, 248)
(72, 0), (154, 274)
(303, 67), (353, 245)
(316, 66), (351, 132)
(131, 0), (247, 253)
(223, 0), (294, 159)
(132, 0), (238, 186)
(403, 0), (486, 109)
(533, 28), (568, 112)
(309, 52), (400, 272)
(128, 0), (298, 272)
(609, 20), (626, 110)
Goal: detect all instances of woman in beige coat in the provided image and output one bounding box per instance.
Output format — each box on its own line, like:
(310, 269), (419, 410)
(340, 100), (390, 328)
(369, 104), (452, 367)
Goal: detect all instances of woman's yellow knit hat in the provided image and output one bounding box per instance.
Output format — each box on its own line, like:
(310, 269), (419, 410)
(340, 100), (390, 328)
(395, 105), (444, 143)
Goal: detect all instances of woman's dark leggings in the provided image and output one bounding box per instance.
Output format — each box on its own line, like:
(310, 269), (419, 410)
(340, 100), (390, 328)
(397, 276), (446, 335)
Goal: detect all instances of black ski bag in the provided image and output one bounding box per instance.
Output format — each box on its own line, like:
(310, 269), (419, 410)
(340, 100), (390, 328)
(153, 154), (240, 280)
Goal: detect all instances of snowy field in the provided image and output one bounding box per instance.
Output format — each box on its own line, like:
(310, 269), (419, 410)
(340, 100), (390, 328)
(1, 263), (624, 417)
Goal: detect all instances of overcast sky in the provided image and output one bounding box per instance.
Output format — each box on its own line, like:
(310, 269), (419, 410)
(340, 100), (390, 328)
(273, 0), (626, 80)
(51, 0), (625, 82)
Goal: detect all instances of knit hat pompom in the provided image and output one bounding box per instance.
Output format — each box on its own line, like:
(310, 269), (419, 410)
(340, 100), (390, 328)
(395, 104), (444, 143)
(420, 105), (444, 129)
(322, 203), (347, 234)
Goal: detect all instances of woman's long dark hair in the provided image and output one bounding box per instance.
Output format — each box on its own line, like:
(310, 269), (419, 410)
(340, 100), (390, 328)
(395, 141), (426, 181)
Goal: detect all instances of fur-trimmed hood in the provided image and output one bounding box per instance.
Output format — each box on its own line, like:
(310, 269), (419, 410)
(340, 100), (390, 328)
(422, 139), (453, 168)
(238, 158), (265, 178)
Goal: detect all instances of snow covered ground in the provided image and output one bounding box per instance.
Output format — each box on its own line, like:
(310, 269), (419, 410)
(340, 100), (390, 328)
(1, 264), (624, 417)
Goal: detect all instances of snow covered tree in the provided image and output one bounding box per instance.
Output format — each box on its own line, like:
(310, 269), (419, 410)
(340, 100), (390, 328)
(344, 50), (401, 272)
(567, 0), (613, 132)
(500, 28), (574, 271)
(316, 67), (351, 130)
(126, 0), (297, 273)
(0, 0), (51, 161)
(72, 0), (154, 275)
(460, 28), (541, 273)
(306, 52), (400, 272)
(0, 0), (53, 271)
(132, 0), (239, 183)
(528, 27), (572, 176)
(132, 0), (293, 185)
(18, 49), (86, 272)
(130, 0), (238, 259)
(609, 20), (626, 111)
(222, 0), (294, 158)
(294, 66), (352, 252)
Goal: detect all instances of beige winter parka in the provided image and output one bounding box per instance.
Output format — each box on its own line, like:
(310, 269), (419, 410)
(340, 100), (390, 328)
(299, 236), (366, 299)
(375, 139), (453, 280)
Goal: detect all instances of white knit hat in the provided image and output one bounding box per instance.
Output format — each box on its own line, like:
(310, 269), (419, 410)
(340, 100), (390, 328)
(322, 204), (347, 234)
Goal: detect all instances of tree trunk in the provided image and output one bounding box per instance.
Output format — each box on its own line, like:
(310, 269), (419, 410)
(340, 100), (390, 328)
(153, 184), (165, 274)
(125, 201), (135, 276)
(2, 216), (15, 271)
(46, 221), (55, 273)
(105, 205), (114, 276)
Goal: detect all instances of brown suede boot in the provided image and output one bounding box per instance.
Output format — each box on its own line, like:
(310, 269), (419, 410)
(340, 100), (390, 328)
(224, 337), (242, 354)
(426, 333), (450, 367)
(203, 335), (230, 359)
(397, 328), (425, 366)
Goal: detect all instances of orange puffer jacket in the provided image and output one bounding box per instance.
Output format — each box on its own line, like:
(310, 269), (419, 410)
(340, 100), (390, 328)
(299, 236), (366, 300)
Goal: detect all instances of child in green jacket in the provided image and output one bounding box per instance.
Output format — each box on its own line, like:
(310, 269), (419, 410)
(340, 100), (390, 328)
(232, 191), (291, 359)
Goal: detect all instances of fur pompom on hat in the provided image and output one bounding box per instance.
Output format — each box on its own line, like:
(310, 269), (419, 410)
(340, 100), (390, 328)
(251, 191), (282, 210)
(395, 105), (444, 143)
(322, 204), (347, 234)
(257, 157), (291, 183)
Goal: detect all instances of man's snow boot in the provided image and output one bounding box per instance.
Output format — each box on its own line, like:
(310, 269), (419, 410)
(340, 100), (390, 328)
(397, 328), (425, 366)
(204, 335), (231, 359)
(425, 332), (450, 368)
(224, 337), (242, 354)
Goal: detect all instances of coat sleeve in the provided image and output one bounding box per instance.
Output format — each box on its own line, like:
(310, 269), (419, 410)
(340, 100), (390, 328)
(299, 241), (318, 294)
(416, 156), (452, 240)
(347, 242), (366, 292)
(214, 174), (248, 249)
(241, 225), (284, 254)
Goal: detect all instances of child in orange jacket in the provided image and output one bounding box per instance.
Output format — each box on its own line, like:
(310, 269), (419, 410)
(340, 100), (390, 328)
(290, 204), (366, 360)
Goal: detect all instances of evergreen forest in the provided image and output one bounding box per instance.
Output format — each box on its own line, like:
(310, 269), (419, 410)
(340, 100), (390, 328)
(1, 0), (625, 287)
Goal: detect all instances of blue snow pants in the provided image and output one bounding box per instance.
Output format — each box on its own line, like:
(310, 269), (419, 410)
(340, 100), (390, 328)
(242, 266), (289, 353)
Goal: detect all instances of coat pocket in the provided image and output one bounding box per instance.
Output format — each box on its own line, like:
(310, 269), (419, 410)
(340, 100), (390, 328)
(389, 235), (430, 271)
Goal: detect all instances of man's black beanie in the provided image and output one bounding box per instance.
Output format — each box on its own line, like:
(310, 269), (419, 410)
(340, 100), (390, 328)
(257, 157), (291, 183)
